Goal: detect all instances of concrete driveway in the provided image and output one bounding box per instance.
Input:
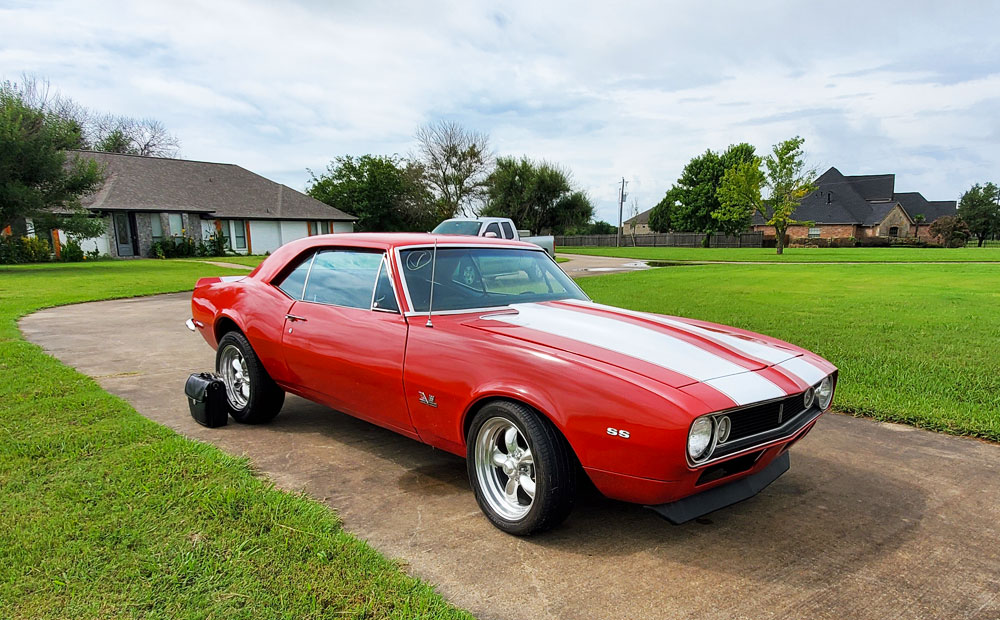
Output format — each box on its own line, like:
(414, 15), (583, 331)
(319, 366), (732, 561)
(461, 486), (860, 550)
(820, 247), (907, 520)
(555, 253), (649, 276)
(20, 293), (1000, 620)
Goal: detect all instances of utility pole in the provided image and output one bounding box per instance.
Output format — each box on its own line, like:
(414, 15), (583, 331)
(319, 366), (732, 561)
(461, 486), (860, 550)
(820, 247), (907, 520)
(616, 177), (627, 247)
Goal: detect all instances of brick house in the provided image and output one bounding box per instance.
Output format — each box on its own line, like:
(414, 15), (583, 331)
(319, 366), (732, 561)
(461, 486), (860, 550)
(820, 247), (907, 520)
(624, 208), (653, 234)
(752, 167), (956, 241)
(14, 150), (355, 258)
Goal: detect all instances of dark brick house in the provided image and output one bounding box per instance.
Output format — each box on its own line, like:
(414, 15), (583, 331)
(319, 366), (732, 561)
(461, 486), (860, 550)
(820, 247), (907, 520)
(752, 167), (956, 241)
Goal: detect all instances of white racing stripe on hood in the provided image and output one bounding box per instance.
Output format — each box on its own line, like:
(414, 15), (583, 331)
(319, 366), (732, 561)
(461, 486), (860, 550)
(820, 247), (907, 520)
(776, 356), (827, 386)
(564, 299), (797, 365)
(485, 303), (786, 405)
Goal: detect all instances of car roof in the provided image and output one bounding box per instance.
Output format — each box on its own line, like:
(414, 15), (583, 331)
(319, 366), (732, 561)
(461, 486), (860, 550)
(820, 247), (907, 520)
(251, 232), (539, 281)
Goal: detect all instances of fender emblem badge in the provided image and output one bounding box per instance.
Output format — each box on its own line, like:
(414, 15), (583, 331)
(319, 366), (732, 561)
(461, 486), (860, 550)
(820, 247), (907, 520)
(418, 391), (438, 407)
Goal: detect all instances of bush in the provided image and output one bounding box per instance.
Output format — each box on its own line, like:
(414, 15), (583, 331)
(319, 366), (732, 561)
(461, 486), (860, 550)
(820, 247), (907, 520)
(855, 236), (891, 247)
(928, 216), (970, 248)
(790, 237), (830, 247)
(197, 231), (230, 257)
(888, 237), (936, 248)
(60, 239), (85, 262)
(0, 235), (52, 264)
(150, 235), (200, 259)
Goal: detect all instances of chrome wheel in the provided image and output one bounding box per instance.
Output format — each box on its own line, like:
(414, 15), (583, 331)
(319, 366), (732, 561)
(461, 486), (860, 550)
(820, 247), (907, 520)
(219, 344), (250, 410)
(474, 417), (536, 521)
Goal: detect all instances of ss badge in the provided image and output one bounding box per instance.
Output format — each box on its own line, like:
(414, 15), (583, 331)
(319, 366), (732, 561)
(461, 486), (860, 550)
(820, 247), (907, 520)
(417, 391), (438, 408)
(606, 427), (630, 439)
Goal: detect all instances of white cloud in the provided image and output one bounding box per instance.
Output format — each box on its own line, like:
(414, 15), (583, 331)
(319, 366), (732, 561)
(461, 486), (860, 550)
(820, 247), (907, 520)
(2, 0), (997, 223)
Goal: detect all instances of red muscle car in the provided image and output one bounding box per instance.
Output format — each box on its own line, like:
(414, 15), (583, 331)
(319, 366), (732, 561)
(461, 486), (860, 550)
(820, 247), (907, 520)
(188, 233), (836, 535)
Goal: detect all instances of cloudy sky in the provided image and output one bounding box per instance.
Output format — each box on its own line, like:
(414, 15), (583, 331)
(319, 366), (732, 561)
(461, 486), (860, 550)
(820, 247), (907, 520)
(2, 0), (998, 223)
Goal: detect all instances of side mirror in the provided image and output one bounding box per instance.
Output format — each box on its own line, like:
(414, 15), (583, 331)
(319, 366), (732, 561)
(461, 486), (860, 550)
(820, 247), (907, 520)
(484, 232), (498, 238)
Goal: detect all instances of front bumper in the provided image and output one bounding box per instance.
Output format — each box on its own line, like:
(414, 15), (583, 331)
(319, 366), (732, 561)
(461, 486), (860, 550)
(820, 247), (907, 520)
(645, 451), (790, 524)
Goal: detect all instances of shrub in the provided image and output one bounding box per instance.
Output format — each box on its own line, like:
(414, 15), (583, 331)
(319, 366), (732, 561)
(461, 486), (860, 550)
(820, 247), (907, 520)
(60, 239), (85, 262)
(856, 236), (891, 247)
(888, 237), (936, 248)
(0, 235), (52, 264)
(198, 231), (230, 257)
(928, 216), (970, 248)
(150, 235), (200, 259)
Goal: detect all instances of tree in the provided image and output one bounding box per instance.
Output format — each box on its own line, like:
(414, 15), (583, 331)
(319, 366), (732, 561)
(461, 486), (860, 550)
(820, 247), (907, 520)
(957, 183), (1000, 247)
(661, 143), (757, 245)
(717, 136), (816, 254)
(481, 156), (594, 234)
(929, 215), (971, 247)
(565, 220), (616, 235)
(0, 80), (104, 236)
(912, 213), (926, 239)
(307, 155), (437, 232)
(90, 115), (180, 157)
(648, 189), (678, 233)
(414, 120), (492, 218)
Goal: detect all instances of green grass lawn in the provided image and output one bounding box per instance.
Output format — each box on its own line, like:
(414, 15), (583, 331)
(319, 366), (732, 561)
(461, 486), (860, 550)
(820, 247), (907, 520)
(198, 255), (268, 267)
(578, 263), (1000, 442)
(0, 260), (471, 619)
(559, 246), (1000, 263)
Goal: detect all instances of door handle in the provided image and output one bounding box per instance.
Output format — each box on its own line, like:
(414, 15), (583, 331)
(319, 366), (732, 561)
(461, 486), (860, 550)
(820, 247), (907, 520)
(285, 314), (307, 322)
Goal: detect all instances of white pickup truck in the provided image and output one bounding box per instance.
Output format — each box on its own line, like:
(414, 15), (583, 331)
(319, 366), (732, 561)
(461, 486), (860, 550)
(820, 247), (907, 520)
(431, 217), (555, 257)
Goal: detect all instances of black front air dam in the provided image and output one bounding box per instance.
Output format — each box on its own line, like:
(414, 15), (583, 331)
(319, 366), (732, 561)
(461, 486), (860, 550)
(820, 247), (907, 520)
(645, 451), (790, 524)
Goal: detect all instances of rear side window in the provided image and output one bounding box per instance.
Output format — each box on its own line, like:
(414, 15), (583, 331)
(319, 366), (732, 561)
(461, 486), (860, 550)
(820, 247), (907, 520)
(276, 253), (315, 299)
(500, 221), (515, 239)
(303, 250), (383, 309)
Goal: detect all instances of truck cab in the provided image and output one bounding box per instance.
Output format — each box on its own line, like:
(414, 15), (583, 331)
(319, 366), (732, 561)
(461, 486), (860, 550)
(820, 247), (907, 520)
(432, 217), (554, 256)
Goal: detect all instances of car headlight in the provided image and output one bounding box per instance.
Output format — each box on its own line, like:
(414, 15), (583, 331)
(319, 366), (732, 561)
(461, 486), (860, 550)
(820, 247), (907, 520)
(688, 416), (715, 462)
(803, 387), (815, 410)
(816, 375), (834, 410)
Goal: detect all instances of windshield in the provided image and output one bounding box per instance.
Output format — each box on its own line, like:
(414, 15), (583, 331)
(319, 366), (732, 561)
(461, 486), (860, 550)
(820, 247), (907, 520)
(431, 220), (483, 236)
(399, 247), (588, 312)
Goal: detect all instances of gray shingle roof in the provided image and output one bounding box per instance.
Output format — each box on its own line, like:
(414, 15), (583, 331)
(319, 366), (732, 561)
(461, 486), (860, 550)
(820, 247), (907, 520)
(751, 166), (956, 227)
(844, 173), (894, 202)
(625, 207), (653, 225)
(72, 150), (355, 221)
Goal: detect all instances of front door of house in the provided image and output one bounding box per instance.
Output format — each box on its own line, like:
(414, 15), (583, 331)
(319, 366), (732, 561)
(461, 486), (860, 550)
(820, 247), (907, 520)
(113, 212), (138, 257)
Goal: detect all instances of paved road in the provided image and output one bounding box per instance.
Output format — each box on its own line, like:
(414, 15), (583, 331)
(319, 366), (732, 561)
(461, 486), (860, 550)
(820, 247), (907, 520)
(20, 294), (1000, 620)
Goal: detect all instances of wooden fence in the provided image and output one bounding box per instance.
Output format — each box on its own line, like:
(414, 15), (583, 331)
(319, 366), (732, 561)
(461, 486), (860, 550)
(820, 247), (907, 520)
(555, 232), (763, 248)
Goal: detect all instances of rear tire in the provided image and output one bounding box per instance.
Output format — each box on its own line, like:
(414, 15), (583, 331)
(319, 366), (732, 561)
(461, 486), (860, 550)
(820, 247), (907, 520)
(216, 331), (284, 424)
(467, 400), (576, 535)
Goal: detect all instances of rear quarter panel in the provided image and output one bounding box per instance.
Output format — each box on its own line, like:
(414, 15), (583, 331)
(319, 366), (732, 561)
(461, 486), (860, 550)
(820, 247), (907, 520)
(191, 277), (296, 385)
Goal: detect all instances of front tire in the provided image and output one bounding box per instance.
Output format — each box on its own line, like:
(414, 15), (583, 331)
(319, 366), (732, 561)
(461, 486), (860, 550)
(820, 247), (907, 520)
(467, 400), (576, 535)
(216, 331), (284, 424)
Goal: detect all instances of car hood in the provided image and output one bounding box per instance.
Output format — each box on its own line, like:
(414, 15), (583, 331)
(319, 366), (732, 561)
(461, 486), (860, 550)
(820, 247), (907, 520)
(470, 299), (828, 406)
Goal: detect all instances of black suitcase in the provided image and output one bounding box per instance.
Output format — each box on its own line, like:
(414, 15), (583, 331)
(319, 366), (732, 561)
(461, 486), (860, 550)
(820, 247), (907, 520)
(185, 372), (230, 427)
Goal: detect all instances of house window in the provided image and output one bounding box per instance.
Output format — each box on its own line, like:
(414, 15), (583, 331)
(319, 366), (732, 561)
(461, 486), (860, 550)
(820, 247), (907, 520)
(309, 221), (331, 235)
(150, 214), (163, 244)
(232, 220), (247, 250)
(168, 213), (183, 236)
(888, 226), (899, 238)
(808, 227), (821, 239)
